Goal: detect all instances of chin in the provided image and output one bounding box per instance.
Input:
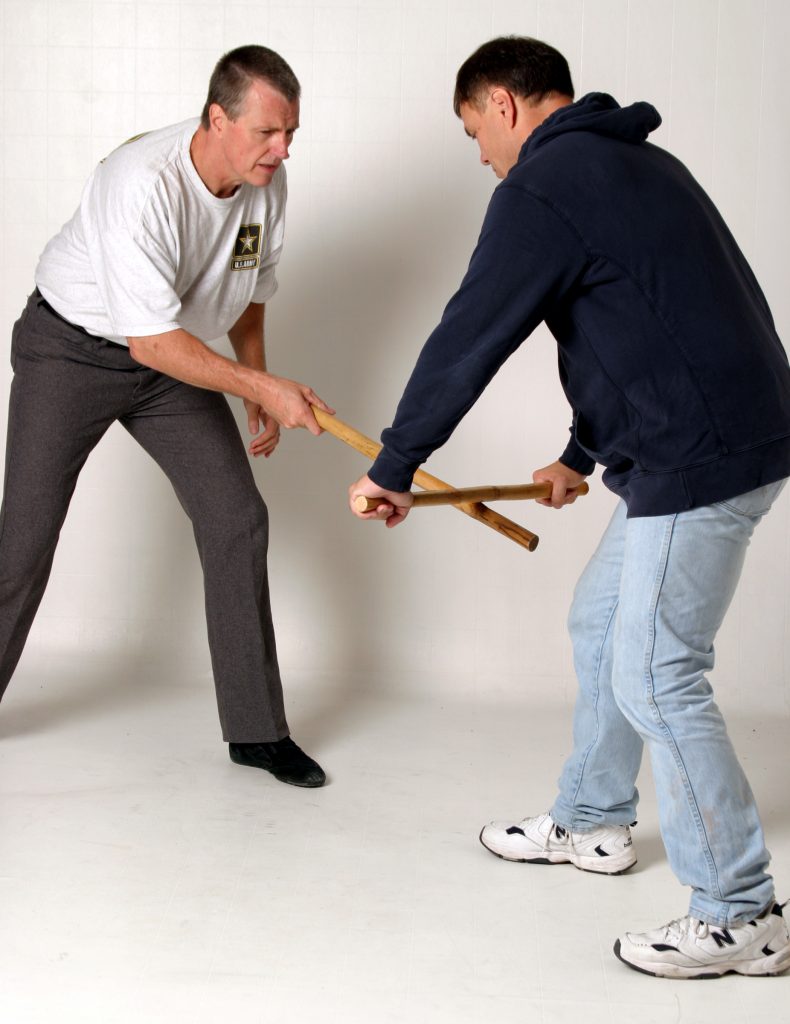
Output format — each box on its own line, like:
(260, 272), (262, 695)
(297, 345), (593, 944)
(249, 168), (275, 186)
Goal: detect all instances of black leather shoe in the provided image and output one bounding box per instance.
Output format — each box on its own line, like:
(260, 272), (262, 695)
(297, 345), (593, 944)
(228, 737), (326, 788)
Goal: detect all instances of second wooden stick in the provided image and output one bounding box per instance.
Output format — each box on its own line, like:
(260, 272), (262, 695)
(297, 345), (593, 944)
(354, 481), (589, 511)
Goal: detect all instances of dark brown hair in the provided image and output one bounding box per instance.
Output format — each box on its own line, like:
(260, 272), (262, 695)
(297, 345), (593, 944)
(453, 36), (574, 116)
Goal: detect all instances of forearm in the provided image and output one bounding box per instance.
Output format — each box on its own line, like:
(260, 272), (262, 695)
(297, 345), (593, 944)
(128, 326), (333, 434)
(128, 328), (265, 404)
(228, 301), (266, 371)
(226, 302), (280, 456)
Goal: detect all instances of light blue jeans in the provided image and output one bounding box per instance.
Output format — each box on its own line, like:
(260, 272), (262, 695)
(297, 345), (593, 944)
(550, 480), (787, 926)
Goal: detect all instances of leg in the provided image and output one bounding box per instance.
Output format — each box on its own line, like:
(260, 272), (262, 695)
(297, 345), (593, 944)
(480, 501), (639, 873)
(550, 501), (644, 830)
(612, 481), (785, 925)
(0, 295), (127, 700)
(120, 381), (287, 742)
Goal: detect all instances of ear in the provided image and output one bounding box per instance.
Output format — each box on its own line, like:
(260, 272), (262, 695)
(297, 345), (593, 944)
(208, 102), (227, 134)
(489, 87), (517, 128)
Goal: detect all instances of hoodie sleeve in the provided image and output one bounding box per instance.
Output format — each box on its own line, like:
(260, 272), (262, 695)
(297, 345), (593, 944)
(369, 182), (589, 491)
(559, 430), (597, 476)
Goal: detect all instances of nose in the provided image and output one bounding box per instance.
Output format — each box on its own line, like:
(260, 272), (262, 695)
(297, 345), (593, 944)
(273, 133), (291, 160)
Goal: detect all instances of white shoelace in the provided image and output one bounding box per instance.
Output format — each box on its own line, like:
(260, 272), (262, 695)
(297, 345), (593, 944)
(661, 916), (708, 940)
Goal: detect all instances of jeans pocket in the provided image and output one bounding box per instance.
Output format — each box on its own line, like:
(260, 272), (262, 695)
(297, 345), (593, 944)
(716, 479), (787, 518)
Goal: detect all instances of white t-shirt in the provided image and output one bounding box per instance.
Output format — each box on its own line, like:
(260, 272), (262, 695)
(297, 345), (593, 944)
(36, 118), (286, 347)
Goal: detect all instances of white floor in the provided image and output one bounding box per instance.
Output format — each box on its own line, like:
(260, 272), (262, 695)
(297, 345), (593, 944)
(1, 655), (789, 1024)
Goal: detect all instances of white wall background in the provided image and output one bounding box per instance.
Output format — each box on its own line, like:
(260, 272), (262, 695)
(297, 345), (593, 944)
(1, 0), (788, 719)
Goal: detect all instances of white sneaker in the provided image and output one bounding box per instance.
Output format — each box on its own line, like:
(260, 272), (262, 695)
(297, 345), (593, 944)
(479, 811), (636, 875)
(615, 903), (790, 978)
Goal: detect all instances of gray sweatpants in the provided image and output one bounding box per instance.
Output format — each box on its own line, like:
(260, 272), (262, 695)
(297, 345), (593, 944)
(0, 290), (288, 742)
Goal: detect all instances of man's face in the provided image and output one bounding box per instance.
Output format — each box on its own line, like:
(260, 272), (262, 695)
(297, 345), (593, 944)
(214, 79), (300, 189)
(459, 95), (519, 180)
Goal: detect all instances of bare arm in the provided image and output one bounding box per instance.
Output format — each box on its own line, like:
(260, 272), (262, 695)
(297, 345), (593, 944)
(227, 302), (279, 457)
(128, 321), (333, 436)
(227, 301), (267, 372)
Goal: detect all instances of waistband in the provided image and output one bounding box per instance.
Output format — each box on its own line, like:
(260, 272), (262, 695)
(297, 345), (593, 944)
(34, 289), (92, 335)
(33, 289), (126, 349)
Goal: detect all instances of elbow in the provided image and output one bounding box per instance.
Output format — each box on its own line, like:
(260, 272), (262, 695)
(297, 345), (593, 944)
(128, 336), (151, 366)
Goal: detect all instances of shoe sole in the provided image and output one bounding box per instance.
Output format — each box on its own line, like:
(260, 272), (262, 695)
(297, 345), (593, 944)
(272, 775), (326, 788)
(479, 829), (636, 876)
(613, 939), (790, 979)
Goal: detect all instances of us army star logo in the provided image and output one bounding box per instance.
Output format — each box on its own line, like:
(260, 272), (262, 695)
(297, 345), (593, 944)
(231, 223), (262, 271)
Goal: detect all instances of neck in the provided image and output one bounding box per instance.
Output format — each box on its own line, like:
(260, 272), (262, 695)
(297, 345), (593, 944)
(189, 126), (239, 198)
(517, 94), (573, 145)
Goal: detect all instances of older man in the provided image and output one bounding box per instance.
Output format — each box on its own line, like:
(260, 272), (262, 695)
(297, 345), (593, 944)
(349, 36), (790, 976)
(1, 46), (330, 787)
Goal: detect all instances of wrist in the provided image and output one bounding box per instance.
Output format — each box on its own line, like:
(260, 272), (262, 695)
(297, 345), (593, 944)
(232, 362), (268, 403)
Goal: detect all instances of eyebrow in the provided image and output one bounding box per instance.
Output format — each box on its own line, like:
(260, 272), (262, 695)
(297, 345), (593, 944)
(252, 123), (300, 132)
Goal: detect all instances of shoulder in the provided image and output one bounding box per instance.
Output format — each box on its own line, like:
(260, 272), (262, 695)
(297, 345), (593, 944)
(481, 173), (589, 257)
(91, 119), (199, 222)
(100, 119), (197, 176)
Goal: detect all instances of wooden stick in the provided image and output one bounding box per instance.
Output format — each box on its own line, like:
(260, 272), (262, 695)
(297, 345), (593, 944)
(312, 406), (541, 552)
(354, 480), (589, 512)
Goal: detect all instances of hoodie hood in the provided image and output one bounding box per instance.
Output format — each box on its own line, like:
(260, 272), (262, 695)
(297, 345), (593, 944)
(522, 92), (662, 160)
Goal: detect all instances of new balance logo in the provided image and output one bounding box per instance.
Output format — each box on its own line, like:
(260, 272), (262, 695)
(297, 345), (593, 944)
(711, 929), (736, 949)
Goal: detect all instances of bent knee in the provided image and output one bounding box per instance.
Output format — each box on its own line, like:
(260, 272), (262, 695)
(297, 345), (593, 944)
(193, 489), (269, 546)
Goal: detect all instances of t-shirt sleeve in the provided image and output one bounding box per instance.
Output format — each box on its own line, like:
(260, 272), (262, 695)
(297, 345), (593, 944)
(84, 175), (182, 338)
(250, 242), (281, 305)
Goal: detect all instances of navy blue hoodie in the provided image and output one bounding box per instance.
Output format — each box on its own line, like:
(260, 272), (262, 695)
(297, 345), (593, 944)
(369, 93), (790, 516)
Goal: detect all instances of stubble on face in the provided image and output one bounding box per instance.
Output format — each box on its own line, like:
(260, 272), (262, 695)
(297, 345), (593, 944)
(225, 80), (300, 187)
(200, 80), (299, 196)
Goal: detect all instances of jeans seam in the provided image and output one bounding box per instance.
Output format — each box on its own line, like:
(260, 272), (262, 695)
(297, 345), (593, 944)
(567, 595), (619, 823)
(716, 499), (771, 518)
(642, 515), (723, 903)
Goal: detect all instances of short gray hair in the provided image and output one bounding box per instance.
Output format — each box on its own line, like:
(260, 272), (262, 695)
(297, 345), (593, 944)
(201, 45), (300, 128)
